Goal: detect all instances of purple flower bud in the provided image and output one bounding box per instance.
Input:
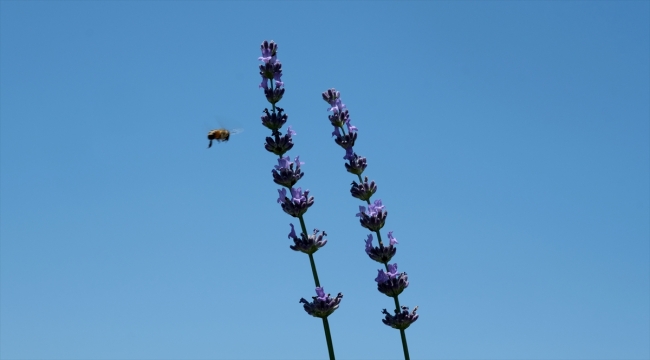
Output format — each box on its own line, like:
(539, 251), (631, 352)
(322, 88), (346, 112)
(332, 126), (341, 138)
(381, 306), (419, 330)
(322, 88), (341, 105)
(279, 187), (315, 217)
(344, 152), (367, 175)
(350, 176), (377, 201)
(259, 40), (278, 63)
(264, 86), (285, 104)
(299, 287), (344, 318)
(375, 263), (409, 297)
(287, 126), (296, 137)
(328, 109), (349, 128)
(261, 108), (288, 134)
(265, 131), (294, 156)
(334, 131), (357, 149)
(259, 61), (283, 83)
(288, 225), (328, 254)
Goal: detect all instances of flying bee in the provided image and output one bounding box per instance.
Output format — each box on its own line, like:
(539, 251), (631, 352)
(207, 128), (243, 148)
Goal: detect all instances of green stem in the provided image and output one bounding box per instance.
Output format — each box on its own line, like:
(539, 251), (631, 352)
(322, 318), (336, 360)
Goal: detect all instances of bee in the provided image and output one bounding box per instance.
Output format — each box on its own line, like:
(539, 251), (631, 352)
(207, 128), (242, 148)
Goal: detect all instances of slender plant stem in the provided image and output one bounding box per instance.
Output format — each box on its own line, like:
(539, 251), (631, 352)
(322, 318), (336, 360)
(298, 215), (335, 360)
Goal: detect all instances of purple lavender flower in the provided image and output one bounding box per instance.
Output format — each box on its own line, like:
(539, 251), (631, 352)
(259, 61), (283, 88)
(365, 233), (397, 264)
(345, 118), (358, 133)
(258, 40), (278, 63)
(344, 151), (367, 175)
(381, 306), (419, 330)
(328, 109), (349, 128)
(264, 87), (285, 105)
(300, 287), (344, 318)
(334, 131), (357, 149)
(265, 130), (294, 156)
(261, 107), (288, 135)
(272, 155), (305, 188)
(288, 224), (328, 254)
(375, 263), (409, 297)
(350, 176), (377, 201)
(387, 231), (399, 245)
(322, 88), (346, 113)
(356, 199), (388, 232)
(279, 187), (314, 217)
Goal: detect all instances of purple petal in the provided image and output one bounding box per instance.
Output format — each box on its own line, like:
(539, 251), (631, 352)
(275, 156), (291, 170)
(356, 206), (367, 217)
(343, 147), (354, 160)
(277, 188), (287, 203)
(294, 156), (305, 168)
(315, 287), (326, 300)
(288, 223), (297, 239)
(388, 231), (398, 245)
(375, 269), (389, 283)
(365, 234), (374, 253)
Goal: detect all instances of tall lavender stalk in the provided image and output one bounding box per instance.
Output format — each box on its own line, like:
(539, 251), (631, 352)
(257, 41), (341, 360)
(321, 89), (419, 360)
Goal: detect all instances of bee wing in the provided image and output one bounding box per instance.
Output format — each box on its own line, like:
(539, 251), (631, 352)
(229, 128), (244, 135)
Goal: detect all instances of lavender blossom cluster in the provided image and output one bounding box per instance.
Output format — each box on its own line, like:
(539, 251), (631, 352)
(322, 88), (419, 332)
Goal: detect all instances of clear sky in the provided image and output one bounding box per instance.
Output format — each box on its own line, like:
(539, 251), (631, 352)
(1, 1), (648, 359)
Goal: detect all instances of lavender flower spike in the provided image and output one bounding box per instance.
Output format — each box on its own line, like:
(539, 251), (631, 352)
(381, 306), (419, 330)
(300, 287), (344, 318)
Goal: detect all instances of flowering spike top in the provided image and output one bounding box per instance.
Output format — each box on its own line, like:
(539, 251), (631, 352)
(299, 287), (344, 318)
(258, 40), (283, 89)
(322, 88), (346, 113)
(259, 40), (278, 63)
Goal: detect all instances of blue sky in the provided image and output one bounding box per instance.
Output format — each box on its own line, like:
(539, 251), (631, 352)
(1, 1), (648, 359)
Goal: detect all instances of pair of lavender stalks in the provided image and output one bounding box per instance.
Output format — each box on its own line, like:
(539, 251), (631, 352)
(258, 40), (418, 360)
